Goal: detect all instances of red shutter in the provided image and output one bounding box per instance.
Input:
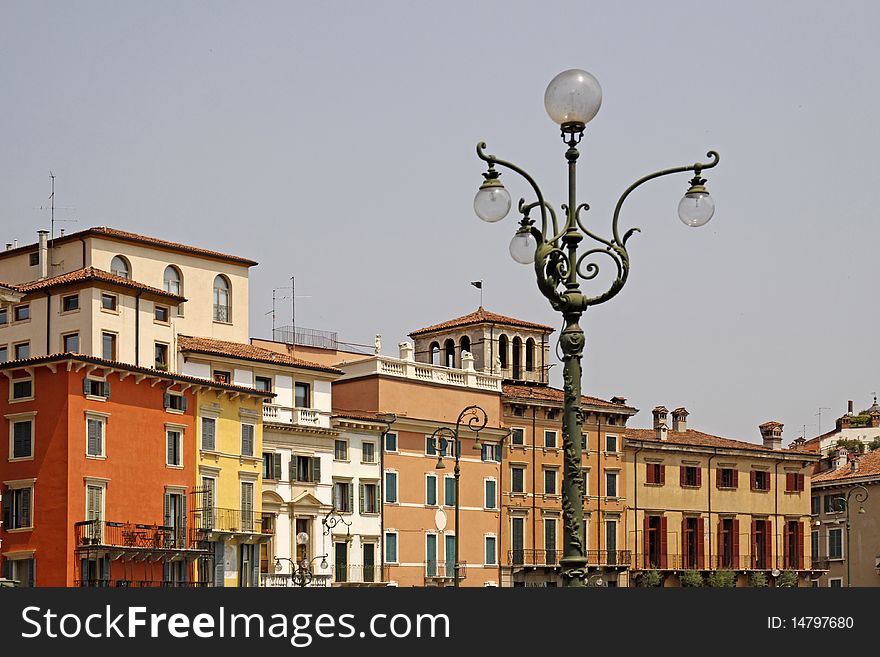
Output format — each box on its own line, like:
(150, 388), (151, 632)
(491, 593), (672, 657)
(659, 465), (665, 485)
(660, 516), (668, 569)
(750, 471), (756, 491)
(764, 520), (773, 569)
(798, 474), (805, 492)
(785, 473), (794, 492)
(732, 469), (739, 489)
(732, 518), (740, 568)
(697, 517), (705, 569)
(680, 466), (686, 487)
(798, 521), (805, 570)
(717, 519), (724, 568)
(643, 516), (650, 568)
(696, 467), (702, 487)
(716, 468), (721, 489)
(751, 519), (757, 568)
(681, 518), (688, 567)
(646, 464), (655, 484)
(783, 521), (791, 568)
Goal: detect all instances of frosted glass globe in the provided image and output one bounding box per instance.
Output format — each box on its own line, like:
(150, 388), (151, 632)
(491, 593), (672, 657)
(544, 69), (602, 126)
(677, 191), (715, 227)
(509, 231), (537, 264)
(474, 185), (511, 223)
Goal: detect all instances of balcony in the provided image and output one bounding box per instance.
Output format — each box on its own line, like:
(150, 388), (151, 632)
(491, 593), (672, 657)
(262, 404), (331, 429)
(192, 508), (275, 539)
(332, 564), (391, 586)
(338, 351), (502, 393)
(424, 561), (468, 582)
(76, 579), (210, 588)
(260, 573), (332, 588)
(74, 520), (206, 553)
(632, 554), (817, 571)
(507, 549), (631, 569)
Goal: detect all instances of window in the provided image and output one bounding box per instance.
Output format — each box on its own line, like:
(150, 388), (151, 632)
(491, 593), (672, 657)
(485, 536), (497, 566)
(512, 466), (525, 493)
(512, 407), (524, 417)
(681, 465), (701, 488)
(444, 475), (456, 506)
(83, 378), (110, 398)
(255, 376), (272, 392)
(86, 416), (105, 457)
(606, 471), (618, 498)
(154, 305), (169, 322)
(3, 487), (33, 529)
(154, 342), (169, 370)
(166, 429), (182, 466)
(110, 255), (130, 279)
(605, 435), (618, 452)
(63, 333), (79, 352)
(484, 479), (497, 509)
(426, 436), (442, 456)
(581, 433), (588, 451)
(646, 463), (665, 485)
(62, 294), (79, 312)
(824, 494), (842, 514)
(0, 307), (6, 325)
(385, 471), (398, 503)
(785, 473), (805, 492)
(2, 557), (35, 587)
(0, 346), (6, 363)
(294, 382), (310, 408)
(362, 442), (376, 463)
(240, 424), (255, 456)
(212, 370), (230, 384)
(201, 417), (216, 451)
(718, 467), (737, 489)
(334, 439), (349, 461)
(101, 332), (116, 360)
(481, 443), (501, 462)
(444, 339), (455, 368)
(511, 427), (524, 445)
(360, 482), (379, 514)
(14, 342), (29, 360)
(263, 452), (281, 480)
(291, 455), (321, 483)
(426, 473), (438, 506)
(163, 266), (182, 296)
(811, 496), (820, 516)
(544, 430), (557, 448)
(828, 528), (843, 560)
(811, 530), (819, 560)
(164, 391), (187, 412)
(525, 338), (535, 372)
(384, 431), (397, 452)
(499, 335), (508, 369)
(751, 470), (770, 491)
(213, 275), (230, 322)
(546, 409), (558, 421)
(544, 469), (557, 495)
(11, 420), (33, 459)
(240, 482), (255, 532)
(544, 518), (557, 563)
(101, 294), (117, 311)
(829, 578), (843, 588)
(333, 481), (353, 513)
(385, 532), (398, 563)
(13, 305), (29, 322)
(29, 252), (39, 266)
(11, 379), (33, 400)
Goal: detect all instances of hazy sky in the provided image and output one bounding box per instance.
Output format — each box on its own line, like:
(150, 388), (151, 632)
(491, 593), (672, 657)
(2, 1), (879, 444)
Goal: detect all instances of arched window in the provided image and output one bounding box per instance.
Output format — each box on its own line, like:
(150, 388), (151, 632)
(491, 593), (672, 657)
(444, 339), (455, 368)
(499, 335), (509, 370)
(213, 275), (231, 322)
(512, 337), (522, 380)
(526, 338), (535, 372)
(460, 335), (471, 356)
(111, 255), (130, 279)
(430, 342), (440, 366)
(164, 265), (182, 295)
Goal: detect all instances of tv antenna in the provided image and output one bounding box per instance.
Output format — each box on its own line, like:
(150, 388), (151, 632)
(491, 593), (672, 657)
(265, 277), (311, 349)
(816, 407), (831, 435)
(36, 172), (77, 245)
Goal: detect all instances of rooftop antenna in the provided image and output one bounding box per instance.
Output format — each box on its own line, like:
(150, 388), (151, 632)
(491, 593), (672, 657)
(816, 407), (831, 435)
(265, 278), (311, 350)
(36, 172), (77, 247)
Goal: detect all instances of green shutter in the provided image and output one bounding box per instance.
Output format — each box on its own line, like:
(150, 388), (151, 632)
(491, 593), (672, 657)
(103, 380), (111, 398)
(273, 455), (281, 481)
(214, 542), (225, 587)
(20, 488), (31, 527)
(83, 377), (91, 395)
(359, 483), (365, 514)
(347, 484), (353, 514)
(180, 395), (188, 412)
(163, 391), (171, 408)
(311, 457), (321, 483)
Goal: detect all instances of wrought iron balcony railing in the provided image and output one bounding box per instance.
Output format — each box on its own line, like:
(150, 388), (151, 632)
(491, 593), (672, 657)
(74, 520), (203, 551)
(424, 561), (469, 579)
(332, 564), (391, 584)
(76, 579), (210, 588)
(192, 508), (275, 535)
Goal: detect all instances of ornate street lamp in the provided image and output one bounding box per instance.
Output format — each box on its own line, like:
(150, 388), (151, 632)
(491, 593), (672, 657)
(474, 69), (720, 587)
(275, 554), (328, 588)
(833, 485), (869, 587)
(426, 405), (489, 587)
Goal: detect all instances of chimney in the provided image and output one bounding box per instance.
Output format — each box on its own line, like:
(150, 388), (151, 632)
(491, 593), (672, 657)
(652, 406), (669, 430)
(37, 230), (49, 279)
(835, 447), (849, 470)
(4, 243), (11, 251)
(672, 407), (689, 432)
(611, 396), (626, 405)
(60, 228), (65, 237)
(398, 341), (414, 361)
(848, 400), (854, 415)
(759, 421), (784, 450)
(656, 420), (668, 442)
(851, 454), (861, 473)
(462, 351), (475, 371)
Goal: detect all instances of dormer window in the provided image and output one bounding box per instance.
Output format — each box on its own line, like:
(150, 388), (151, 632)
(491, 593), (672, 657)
(111, 255), (130, 279)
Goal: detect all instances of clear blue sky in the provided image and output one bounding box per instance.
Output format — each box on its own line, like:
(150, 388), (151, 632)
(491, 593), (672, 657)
(2, 1), (879, 444)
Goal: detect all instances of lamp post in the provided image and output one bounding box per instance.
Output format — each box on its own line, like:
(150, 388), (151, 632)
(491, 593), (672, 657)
(275, 554), (328, 587)
(427, 405), (489, 587)
(834, 485), (869, 587)
(474, 69), (720, 587)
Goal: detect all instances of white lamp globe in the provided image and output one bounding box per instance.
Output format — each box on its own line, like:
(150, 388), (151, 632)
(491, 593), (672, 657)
(544, 69), (603, 126)
(677, 190), (715, 227)
(474, 183), (512, 223)
(509, 230), (537, 264)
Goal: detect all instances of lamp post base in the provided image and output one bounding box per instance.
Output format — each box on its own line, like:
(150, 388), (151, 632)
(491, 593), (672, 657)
(560, 556), (589, 587)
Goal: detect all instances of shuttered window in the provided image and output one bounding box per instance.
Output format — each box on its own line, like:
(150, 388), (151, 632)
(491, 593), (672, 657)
(86, 417), (104, 457)
(426, 474), (437, 506)
(385, 471), (398, 504)
(201, 418), (216, 451)
(485, 536), (497, 566)
(385, 532), (398, 563)
(12, 420), (33, 459)
(240, 483), (254, 532)
(485, 479), (497, 509)
(444, 476), (456, 506)
(333, 481), (353, 513)
(3, 487), (33, 529)
(240, 424), (255, 456)
(166, 430), (182, 466)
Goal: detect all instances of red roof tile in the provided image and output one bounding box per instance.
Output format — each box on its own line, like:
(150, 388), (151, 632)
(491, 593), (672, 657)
(503, 383), (637, 413)
(409, 307), (555, 337)
(3, 267), (185, 302)
(178, 335), (342, 374)
(625, 427), (782, 452)
(812, 450), (880, 483)
(0, 226), (257, 266)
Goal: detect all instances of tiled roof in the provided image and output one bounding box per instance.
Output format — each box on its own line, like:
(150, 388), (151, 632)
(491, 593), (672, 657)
(409, 307), (555, 337)
(0, 353), (273, 396)
(178, 335), (342, 374)
(3, 267), (185, 302)
(503, 383), (637, 413)
(0, 226), (257, 266)
(625, 427), (780, 452)
(332, 409), (394, 423)
(813, 450), (880, 483)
